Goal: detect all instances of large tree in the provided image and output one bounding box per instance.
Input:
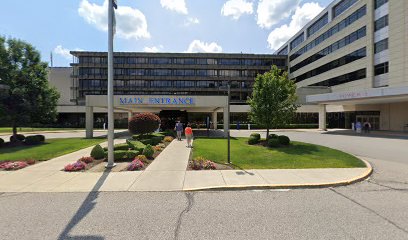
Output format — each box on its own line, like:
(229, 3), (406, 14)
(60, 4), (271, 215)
(0, 37), (59, 138)
(248, 65), (298, 140)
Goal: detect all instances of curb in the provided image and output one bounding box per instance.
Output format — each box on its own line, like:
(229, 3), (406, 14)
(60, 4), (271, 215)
(183, 158), (373, 192)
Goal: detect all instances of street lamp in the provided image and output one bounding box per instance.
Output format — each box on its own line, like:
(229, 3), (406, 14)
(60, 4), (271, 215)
(220, 81), (231, 164)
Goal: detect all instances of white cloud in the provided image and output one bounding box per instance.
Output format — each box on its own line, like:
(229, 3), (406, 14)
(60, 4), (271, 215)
(186, 40), (223, 53)
(257, 0), (300, 29)
(143, 45), (164, 52)
(221, 0), (254, 20)
(53, 45), (83, 60)
(78, 0), (150, 40)
(267, 2), (324, 50)
(160, 0), (188, 15)
(184, 17), (200, 26)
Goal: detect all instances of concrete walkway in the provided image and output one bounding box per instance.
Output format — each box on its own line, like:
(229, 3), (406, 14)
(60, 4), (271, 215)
(0, 138), (372, 192)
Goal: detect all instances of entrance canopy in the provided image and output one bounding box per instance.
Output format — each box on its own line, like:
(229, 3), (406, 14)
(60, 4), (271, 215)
(86, 95), (228, 112)
(306, 86), (408, 105)
(84, 95), (229, 138)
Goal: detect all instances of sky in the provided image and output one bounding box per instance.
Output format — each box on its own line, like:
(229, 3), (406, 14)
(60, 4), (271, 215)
(0, 0), (331, 67)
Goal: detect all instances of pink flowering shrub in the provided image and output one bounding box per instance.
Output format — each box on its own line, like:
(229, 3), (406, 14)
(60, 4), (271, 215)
(64, 161), (87, 172)
(78, 156), (94, 164)
(0, 161), (29, 171)
(127, 159), (144, 171)
(190, 156), (217, 170)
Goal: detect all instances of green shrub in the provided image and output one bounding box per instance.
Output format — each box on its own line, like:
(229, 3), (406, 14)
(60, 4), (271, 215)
(10, 134), (25, 142)
(125, 150), (140, 159)
(113, 143), (131, 151)
(140, 137), (162, 146)
(142, 144), (154, 158)
(126, 139), (146, 151)
(90, 145), (105, 159)
(35, 135), (45, 142)
(267, 139), (280, 148)
(113, 150), (128, 160)
(268, 134), (278, 139)
(278, 135), (290, 145)
(0, 138), (4, 148)
(24, 135), (42, 145)
(248, 136), (259, 145)
(162, 130), (175, 137)
(250, 133), (261, 141)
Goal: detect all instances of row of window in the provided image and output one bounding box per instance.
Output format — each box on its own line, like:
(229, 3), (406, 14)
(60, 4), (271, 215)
(78, 68), (268, 78)
(307, 13), (329, 37)
(78, 91), (249, 101)
(374, 38), (388, 54)
(375, 0), (388, 9)
(309, 68), (366, 87)
(78, 80), (252, 89)
(374, 62), (389, 76)
(277, 46), (288, 56)
(295, 47), (366, 83)
(374, 15), (388, 32)
(290, 33), (305, 51)
(290, 5), (366, 61)
(291, 27), (366, 73)
(333, 0), (358, 19)
(78, 56), (285, 67)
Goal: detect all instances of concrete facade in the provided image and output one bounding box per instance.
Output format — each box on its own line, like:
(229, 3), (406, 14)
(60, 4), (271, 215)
(276, 0), (408, 131)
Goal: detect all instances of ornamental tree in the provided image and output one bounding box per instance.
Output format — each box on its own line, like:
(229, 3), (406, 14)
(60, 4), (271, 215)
(248, 65), (298, 140)
(128, 113), (161, 135)
(0, 37), (60, 138)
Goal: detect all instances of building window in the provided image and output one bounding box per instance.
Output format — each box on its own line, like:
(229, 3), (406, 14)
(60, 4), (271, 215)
(295, 47), (366, 82)
(290, 6), (366, 61)
(277, 46), (288, 55)
(291, 27), (366, 73)
(374, 15), (388, 32)
(375, 0), (388, 9)
(374, 38), (388, 54)
(150, 58), (172, 64)
(333, 0), (358, 19)
(290, 32), (305, 50)
(309, 69), (366, 87)
(307, 13), (329, 37)
(219, 59), (241, 65)
(374, 62), (389, 76)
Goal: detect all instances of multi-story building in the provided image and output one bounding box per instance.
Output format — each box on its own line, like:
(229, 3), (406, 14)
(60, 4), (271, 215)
(276, 0), (408, 131)
(49, 52), (286, 134)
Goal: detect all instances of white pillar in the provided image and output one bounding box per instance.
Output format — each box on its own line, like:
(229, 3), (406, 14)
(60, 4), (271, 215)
(212, 111), (218, 130)
(86, 106), (94, 138)
(128, 111), (133, 120)
(319, 104), (327, 131)
(223, 108), (229, 134)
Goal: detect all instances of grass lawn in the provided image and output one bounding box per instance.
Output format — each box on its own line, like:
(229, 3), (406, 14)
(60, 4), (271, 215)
(193, 138), (366, 169)
(0, 127), (85, 134)
(0, 138), (106, 161)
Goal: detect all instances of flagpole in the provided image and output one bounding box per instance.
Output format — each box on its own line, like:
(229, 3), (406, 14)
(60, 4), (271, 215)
(106, 0), (116, 168)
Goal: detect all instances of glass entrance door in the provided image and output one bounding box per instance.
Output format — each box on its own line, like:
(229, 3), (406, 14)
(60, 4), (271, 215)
(356, 115), (380, 130)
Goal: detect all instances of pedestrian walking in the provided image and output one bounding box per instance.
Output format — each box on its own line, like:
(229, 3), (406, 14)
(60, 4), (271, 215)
(185, 123), (193, 148)
(363, 121), (371, 133)
(174, 120), (184, 141)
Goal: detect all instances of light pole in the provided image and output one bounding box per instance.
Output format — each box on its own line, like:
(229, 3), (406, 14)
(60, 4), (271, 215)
(227, 81), (231, 164)
(106, 0), (116, 168)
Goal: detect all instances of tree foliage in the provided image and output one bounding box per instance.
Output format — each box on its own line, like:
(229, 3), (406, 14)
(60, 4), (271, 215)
(128, 113), (161, 135)
(248, 65), (298, 139)
(0, 37), (60, 136)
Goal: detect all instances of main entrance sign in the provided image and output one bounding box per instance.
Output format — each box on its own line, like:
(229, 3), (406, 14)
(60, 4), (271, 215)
(119, 96), (195, 105)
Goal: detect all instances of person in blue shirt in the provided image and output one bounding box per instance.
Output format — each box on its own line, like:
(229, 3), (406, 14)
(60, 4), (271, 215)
(174, 121), (184, 141)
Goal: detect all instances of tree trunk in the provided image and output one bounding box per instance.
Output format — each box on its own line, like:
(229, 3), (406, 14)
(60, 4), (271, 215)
(12, 121), (17, 139)
(266, 128), (270, 141)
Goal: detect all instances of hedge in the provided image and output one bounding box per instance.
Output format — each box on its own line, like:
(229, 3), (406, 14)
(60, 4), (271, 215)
(126, 139), (146, 151)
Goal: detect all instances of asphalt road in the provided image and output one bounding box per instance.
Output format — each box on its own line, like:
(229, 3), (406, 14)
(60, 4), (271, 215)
(0, 130), (407, 239)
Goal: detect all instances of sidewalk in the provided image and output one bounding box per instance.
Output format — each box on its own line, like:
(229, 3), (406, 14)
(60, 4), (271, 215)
(0, 139), (372, 192)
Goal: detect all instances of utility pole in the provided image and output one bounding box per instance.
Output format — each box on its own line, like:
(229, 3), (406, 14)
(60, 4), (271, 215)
(227, 81), (231, 164)
(106, 0), (116, 168)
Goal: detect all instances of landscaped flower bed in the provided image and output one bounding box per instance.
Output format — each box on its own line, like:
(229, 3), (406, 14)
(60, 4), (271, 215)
(188, 156), (232, 171)
(0, 160), (36, 171)
(71, 132), (174, 172)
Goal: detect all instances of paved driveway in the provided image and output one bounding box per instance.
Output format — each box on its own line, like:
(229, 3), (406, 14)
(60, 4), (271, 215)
(0, 129), (407, 239)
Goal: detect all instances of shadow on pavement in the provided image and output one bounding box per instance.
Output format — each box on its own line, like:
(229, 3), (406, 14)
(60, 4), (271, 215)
(58, 169), (112, 240)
